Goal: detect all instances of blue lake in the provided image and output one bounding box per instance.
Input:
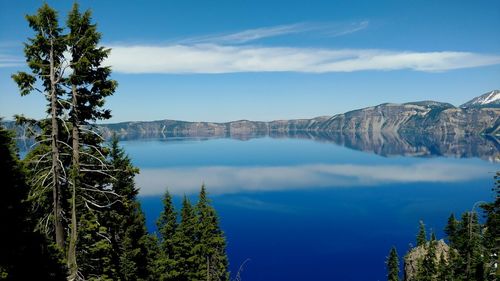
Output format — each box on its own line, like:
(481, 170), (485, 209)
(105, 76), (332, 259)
(119, 136), (498, 281)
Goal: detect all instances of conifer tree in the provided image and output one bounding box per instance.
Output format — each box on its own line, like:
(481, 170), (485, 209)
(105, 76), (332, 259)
(195, 185), (230, 281)
(416, 220), (427, 247)
(172, 196), (199, 281)
(12, 3), (67, 251)
(118, 206), (150, 281)
(12, 3), (118, 278)
(430, 231), (436, 242)
(481, 171), (500, 279)
(417, 237), (437, 281)
(156, 190), (178, 280)
(456, 212), (485, 280)
(65, 4), (117, 276)
(444, 213), (458, 248)
(77, 211), (114, 281)
(144, 234), (162, 281)
(386, 247), (400, 281)
(0, 125), (66, 280)
(436, 252), (451, 281)
(107, 136), (150, 281)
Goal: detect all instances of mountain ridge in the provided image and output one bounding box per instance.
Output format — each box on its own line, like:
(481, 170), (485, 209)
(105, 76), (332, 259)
(4, 91), (500, 137)
(97, 93), (500, 138)
(460, 90), (500, 108)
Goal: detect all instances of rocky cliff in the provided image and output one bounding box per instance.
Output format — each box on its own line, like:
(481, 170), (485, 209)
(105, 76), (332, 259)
(97, 102), (499, 138)
(404, 240), (451, 281)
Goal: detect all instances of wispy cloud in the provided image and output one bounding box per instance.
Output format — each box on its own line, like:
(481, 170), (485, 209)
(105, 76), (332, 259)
(135, 162), (488, 195)
(325, 20), (369, 37)
(106, 44), (500, 74)
(178, 21), (369, 44)
(0, 54), (23, 68)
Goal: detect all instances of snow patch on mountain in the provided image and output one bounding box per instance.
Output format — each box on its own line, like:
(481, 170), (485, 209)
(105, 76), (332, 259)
(460, 90), (500, 108)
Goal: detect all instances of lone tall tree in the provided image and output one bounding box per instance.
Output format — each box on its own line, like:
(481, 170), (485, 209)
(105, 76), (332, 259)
(386, 247), (400, 281)
(66, 4), (116, 277)
(12, 3), (67, 250)
(416, 221), (427, 247)
(195, 185), (229, 281)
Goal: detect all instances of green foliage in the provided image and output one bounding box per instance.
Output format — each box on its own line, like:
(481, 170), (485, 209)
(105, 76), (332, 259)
(436, 252), (452, 281)
(395, 172), (500, 281)
(66, 2), (116, 124)
(77, 211), (115, 281)
(386, 247), (400, 281)
(195, 185), (230, 281)
(453, 212), (485, 280)
(430, 231), (436, 242)
(171, 196), (199, 281)
(0, 125), (66, 280)
(481, 171), (500, 279)
(105, 136), (151, 281)
(155, 186), (230, 281)
(444, 213), (458, 248)
(156, 190), (178, 280)
(416, 220), (427, 247)
(416, 239), (437, 281)
(12, 2), (66, 112)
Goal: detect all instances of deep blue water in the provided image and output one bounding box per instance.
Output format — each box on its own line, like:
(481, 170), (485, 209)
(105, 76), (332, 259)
(120, 137), (497, 281)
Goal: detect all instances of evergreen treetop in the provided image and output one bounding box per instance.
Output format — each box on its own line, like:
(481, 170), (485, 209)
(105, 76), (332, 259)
(386, 247), (400, 281)
(416, 220), (427, 247)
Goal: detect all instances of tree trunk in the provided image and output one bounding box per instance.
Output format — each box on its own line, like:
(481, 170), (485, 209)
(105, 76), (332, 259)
(68, 84), (79, 279)
(49, 40), (65, 251)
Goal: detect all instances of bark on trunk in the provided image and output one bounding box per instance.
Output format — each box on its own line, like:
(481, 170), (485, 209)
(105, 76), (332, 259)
(68, 84), (79, 280)
(49, 41), (65, 250)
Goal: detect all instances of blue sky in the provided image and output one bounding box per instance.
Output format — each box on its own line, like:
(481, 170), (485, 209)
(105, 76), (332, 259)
(1, 0), (499, 122)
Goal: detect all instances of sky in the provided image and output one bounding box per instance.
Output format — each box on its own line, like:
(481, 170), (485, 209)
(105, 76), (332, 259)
(1, 0), (499, 123)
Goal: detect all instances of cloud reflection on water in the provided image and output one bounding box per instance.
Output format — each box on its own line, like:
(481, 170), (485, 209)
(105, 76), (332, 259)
(136, 162), (489, 195)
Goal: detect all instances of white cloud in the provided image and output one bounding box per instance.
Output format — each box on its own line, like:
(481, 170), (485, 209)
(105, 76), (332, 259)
(0, 54), (23, 68)
(135, 162), (488, 196)
(325, 20), (369, 37)
(106, 44), (500, 74)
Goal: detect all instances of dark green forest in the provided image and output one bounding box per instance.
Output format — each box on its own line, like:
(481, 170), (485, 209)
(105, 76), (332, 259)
(1, 3), (228, 281)
(386, 173), (500, 281)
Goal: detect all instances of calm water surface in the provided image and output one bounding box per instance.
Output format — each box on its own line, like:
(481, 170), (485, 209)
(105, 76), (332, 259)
(120, 136), (497, 281)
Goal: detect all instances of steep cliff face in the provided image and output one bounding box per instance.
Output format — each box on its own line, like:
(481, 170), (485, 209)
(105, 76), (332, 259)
(316, 103), (447, 132)
(314, 102), (498, 135)
(402, 107), (500, 135)
(404, 240), (451, 281)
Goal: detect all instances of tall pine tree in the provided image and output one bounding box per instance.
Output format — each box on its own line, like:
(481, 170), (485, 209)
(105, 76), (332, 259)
(172, 196), (199, 281)
(195, 185), (230, 281)
(156, 190), (178, 280)
(107, 136), (150, 281)
(12, 3), (67, 251)
(65, 3), (116, 277)
(416, 221), (427, 247)
(444, 213), (458, 248)
(386, 247), (400, 281)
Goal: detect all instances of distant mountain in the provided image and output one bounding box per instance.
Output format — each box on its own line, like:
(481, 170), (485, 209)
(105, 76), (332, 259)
(96, 95), (500, 138)
(460, 90), (500, 108)
(4, 91), (500, 139)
